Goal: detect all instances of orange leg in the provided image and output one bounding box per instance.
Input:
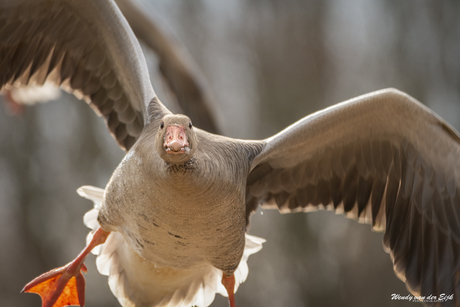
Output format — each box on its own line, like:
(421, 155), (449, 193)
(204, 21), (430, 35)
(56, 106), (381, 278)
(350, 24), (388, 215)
(222, 273), (236, 307)
(22, 228), (110, 307)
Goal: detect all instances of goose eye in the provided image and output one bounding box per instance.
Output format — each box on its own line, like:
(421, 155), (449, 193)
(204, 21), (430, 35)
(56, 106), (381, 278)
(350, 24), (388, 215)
(189, 122), (192, 129)
(160, 122), (164, 129)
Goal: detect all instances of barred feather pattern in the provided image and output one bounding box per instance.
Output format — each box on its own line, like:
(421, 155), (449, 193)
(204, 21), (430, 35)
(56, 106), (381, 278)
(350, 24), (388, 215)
(78, 185), (265, 307)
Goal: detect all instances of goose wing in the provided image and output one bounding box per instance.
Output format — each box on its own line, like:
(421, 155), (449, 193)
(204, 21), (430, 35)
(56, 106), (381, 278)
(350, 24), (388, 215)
(246, 88), (460, 302)
(0, 0), (171, 150)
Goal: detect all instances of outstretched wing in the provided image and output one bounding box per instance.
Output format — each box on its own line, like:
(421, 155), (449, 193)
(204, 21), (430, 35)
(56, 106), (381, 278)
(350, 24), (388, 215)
(246, 88), (460, 302)
(0, 0), (170, 150)
(114, 0), (219, 134)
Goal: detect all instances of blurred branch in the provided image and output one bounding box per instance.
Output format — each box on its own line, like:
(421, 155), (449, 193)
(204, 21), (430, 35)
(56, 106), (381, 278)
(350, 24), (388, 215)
(115, 0), (220, 134)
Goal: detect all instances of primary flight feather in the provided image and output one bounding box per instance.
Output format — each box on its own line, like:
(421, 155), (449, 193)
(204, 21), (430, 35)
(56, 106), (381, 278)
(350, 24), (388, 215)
(1, 0), (459, 306)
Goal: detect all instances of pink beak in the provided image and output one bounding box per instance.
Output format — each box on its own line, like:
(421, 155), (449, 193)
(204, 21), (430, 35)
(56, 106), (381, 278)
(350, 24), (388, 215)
(163, 125), (189, 154)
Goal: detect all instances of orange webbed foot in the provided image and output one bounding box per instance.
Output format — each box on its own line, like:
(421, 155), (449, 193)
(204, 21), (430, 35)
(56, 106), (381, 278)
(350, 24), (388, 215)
(22, 228), (109, 307)
(22, 263), (88, 307)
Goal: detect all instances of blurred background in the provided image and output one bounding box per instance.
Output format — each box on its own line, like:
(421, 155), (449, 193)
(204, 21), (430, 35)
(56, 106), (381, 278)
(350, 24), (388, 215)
(1, 0), (460, 306)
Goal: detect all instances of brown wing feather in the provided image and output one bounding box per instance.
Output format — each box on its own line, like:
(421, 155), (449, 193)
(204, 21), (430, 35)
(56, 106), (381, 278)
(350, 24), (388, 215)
(114, 0), (219, 134)
(246, 88), (460, 304)
(0, 0), (169, 150)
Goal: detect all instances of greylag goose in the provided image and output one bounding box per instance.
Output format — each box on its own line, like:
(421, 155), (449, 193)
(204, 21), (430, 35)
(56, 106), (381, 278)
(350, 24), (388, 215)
(1, 0), (459, 306)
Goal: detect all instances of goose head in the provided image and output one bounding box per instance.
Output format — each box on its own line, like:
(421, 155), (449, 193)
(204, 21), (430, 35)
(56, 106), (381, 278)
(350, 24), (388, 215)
(156, 114), (197, 164)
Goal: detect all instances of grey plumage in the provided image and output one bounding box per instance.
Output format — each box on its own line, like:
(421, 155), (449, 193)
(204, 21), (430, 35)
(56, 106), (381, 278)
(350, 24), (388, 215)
(0, 0), (152, 149)
(113, 0), (220, 134)
(246, 90), (460, 305)
(2, 0), (460, 306)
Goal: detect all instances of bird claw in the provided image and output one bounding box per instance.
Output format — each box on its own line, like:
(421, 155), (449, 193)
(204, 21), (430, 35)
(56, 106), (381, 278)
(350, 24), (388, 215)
(22, 262), (87, 307)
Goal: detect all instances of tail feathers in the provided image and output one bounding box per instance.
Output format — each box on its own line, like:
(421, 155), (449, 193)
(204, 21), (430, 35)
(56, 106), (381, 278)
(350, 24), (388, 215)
(229, 234), (266, 295)
(79, 185), (265, 307)
(80, 185), (105, 255)
(78, 185), (104, 209)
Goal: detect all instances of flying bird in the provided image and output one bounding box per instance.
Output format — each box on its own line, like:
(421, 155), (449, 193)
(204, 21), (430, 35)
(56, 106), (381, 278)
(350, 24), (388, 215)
(2, 0), (460, 307)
